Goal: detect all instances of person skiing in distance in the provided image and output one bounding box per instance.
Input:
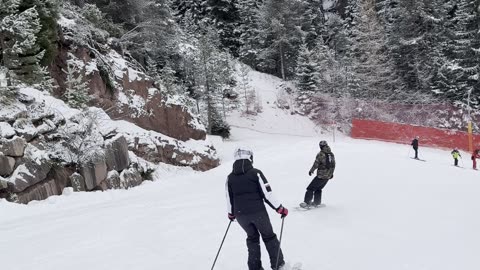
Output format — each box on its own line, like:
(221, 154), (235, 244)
(451, 148), (461, 166)
(300, 140), (336, 208)
(471, 149), (480, 170)
(411, 136), (419, 159)
(226, 147), (288, 270)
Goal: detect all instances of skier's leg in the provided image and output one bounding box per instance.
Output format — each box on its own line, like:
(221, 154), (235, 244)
(237, 215), (263, 270)
(253, 211), (284, 270)
(312, 178), (329, 205)
(304, 177), (320, 204)
(474, 158), (477, 169)
(455, 158), (458, 166)
(414, 148), (418, 159)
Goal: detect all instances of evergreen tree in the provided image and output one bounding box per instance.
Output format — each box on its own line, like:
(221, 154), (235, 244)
(300, 0), (324, 49)
(0, 66), (16, 104)
(206, 0), (241, 56)
(172, 0), (208, 32)
(121, 0), (179, 70)
(193, 26), (233, 134)
(236, 0), (262, 66)
(256, 0), (305, 80)
(345, 0), (403, 100)
(295, 42), (319, 93)
(433, 0), (479, 109)
(313, 38), (345, 96)
(19, 0), (59, 66)
(1, 6), (45, 85)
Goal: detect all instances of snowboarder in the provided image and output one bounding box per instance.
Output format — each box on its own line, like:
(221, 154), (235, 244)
(472, 149), (480, 170)
(411, 136), (419, 159)
(226, 147), (288, 270)
(451, 148), (461, 166)
(300, 140), (336, 208)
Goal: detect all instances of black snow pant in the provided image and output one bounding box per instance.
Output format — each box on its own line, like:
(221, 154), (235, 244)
(413, 147), (418, 159)
(454, 158), (459, 166)
(304, 177), (329, 205)
(236, 211), (284, 270)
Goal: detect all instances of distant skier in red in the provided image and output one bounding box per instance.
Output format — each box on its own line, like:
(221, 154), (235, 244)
(471, 149), (480, 170)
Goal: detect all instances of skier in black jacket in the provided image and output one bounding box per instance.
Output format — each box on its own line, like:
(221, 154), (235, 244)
(226, 147), (288, 270)
(411, 136), (419, 159)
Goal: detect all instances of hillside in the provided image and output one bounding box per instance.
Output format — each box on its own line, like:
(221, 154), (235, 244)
(2, 68), (479, 270)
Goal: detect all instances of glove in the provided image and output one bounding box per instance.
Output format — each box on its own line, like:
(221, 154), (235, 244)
(228, 213), (235, 221)
(308, 171), (313, 176)
(276, 206), (288, 218)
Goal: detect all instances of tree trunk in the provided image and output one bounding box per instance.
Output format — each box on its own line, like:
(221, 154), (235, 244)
(280, 43), (286, 80)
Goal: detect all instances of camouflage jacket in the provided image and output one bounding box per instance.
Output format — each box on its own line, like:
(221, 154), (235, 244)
(309, 145), (336, 179)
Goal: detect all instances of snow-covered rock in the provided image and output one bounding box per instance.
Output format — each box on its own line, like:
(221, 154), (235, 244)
(105, 170), (121, 189)
(0, 136), (27, 157)
(13, 118), (38, 142)
(70, 173), (86, 192)
(105, 135), (130, 172)
(0, 153), (15, 176)
(16, 179), (58, 204)
(79, 155), (108, 191)
(36, 119), (56, 134)
(120, 168), (143, 189)
(0, 122), (16, 138)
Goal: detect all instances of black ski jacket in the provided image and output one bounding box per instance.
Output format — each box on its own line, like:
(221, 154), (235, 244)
(411, 139), (418, 149)
(226, 159), (282, 216)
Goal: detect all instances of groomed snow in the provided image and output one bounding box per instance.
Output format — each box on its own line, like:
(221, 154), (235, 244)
(1, 70), (479, 270)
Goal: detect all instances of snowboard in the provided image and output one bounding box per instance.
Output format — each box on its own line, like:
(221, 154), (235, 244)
(280, 262), (303, 270)
(295, 202), (326, 211)
(411, 157), (426, 162)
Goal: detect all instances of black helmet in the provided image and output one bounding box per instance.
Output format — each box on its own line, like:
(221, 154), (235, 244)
(319, 140), (328, 147)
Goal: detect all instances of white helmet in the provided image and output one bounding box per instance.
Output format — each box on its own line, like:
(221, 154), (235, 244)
(234, 147), (253, 161)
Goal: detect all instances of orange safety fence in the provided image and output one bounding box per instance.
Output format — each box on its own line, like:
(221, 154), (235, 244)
(351, 119), (480, 153)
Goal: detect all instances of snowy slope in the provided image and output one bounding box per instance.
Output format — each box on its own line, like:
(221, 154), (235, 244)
(1, 71), (480, 270)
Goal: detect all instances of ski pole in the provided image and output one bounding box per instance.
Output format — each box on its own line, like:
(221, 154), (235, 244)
(211, 220), (232, 270)
(275, 217), (286, 270)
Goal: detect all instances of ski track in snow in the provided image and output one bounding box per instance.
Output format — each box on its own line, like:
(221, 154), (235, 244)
(1, 70), (480, 270)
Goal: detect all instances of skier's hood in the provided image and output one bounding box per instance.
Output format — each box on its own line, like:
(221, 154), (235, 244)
(321, 145), (332, 154)
(232, 159), (253, 175)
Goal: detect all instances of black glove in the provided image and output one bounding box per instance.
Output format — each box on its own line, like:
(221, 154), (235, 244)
(228, 213), (235, 221)
(308, 171), (313, 176)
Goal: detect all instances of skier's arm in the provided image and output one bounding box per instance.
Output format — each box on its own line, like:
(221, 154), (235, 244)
(309, 153), (321, 174)
(256, 170), (282, 210)
(225, 179), (234, 215)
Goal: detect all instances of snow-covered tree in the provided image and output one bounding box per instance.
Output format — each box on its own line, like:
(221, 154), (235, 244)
(238, 63), (255, 113)
(434, 0), (480, 110)
(295, 42), (319, 93)
(193, 27), (233, 135)
(236, 0), (262, 66)
(1, 6), (45, 85)
(345, 0), (403, 100)
(0, 66), (16, 104)
(256, 0), (305, 80)
(206, 0), (241, 56)
(63, 59), (91, 109)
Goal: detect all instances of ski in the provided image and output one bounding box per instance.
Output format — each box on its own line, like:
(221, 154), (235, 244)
(411, 157), (426, 162)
